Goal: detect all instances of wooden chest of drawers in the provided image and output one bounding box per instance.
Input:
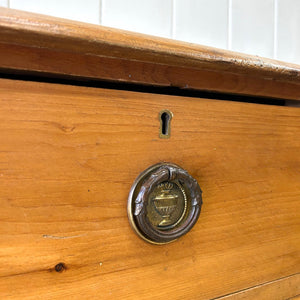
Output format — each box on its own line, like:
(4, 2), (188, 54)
(0, 7), (299, 300)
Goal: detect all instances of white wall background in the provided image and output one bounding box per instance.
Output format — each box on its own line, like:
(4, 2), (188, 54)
(0, 0), (299, 64)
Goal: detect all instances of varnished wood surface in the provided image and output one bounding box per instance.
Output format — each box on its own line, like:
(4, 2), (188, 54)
(0, 7), (299, 101)
(0, 78), (299, 299)
(218, 273), (300, 300)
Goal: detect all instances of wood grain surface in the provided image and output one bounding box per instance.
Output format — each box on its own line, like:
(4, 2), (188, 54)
(0, 78), (299, 299)
(218, 273), (300, 300)
(0, 7), (300, 101)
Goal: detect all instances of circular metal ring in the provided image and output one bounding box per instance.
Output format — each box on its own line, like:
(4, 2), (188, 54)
(127, 162), (202, 244)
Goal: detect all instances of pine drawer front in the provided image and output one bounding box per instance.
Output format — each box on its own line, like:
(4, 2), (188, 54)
(0, 78), (299, 299)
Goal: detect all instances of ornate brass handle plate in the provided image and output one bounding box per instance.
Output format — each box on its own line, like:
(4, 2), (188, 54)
(128, 163), (202, 244)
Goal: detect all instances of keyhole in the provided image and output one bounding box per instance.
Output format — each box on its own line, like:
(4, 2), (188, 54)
(159, 110), (173, 138)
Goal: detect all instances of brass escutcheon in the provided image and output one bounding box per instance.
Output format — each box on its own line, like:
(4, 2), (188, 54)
(127, 163), (202, 244)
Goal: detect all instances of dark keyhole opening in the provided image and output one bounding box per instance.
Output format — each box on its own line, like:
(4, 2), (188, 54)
(161, 112), (170, 135)
(160, 111), (172, 138)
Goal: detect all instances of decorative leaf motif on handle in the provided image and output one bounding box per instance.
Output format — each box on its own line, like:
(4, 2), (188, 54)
(128, 162), (203, 244)
(134, 167), (169, 216)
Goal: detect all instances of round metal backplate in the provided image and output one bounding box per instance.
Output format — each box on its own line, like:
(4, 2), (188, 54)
(127, 162), (202, 244)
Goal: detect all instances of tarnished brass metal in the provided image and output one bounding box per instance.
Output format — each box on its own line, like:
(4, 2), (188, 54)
(159, 110), (173, 139)
(128, 163), (202, 244)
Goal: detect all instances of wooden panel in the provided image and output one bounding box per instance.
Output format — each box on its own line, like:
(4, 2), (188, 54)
(218, 273), (300, 300)
(0, 7), (299, 100)
(0, 78), (299, 299)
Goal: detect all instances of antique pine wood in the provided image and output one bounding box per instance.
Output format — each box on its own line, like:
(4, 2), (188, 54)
(0, 7), (300, 300)
(217, 274), (300, 300)
(0, 78), (299, 299)
(0, 7), (299, 101)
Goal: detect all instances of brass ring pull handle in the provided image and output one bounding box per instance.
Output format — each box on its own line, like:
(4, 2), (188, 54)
(128, 163), (202, 244)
